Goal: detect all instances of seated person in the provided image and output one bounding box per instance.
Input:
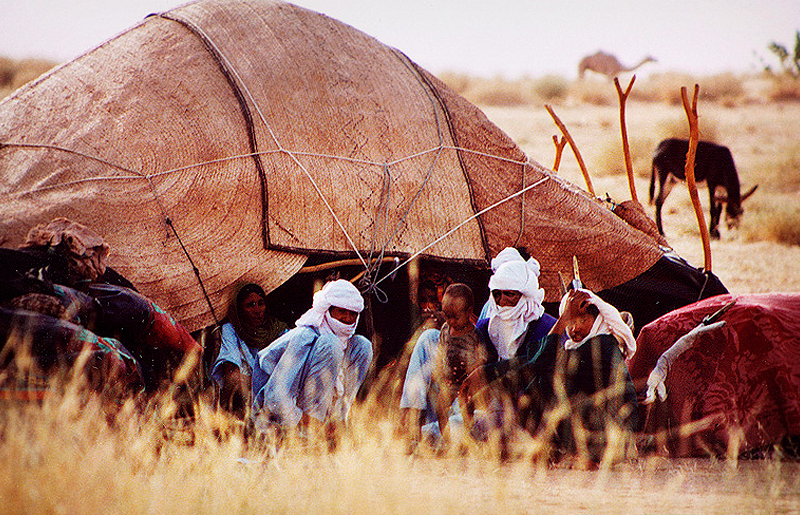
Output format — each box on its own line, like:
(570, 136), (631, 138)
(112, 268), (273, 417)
(477, 246), (527, 320)
(399, 254), (555, 444)
(461, 288), (638, 465)
(431, 283), (491, 437)
(477, 258), (556, 363)
(211, 283), (288, 416)
(253, 279), (372, 436)
(397, 279), (447, 441)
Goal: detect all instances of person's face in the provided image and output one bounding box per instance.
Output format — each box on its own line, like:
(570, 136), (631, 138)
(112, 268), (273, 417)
(329, 306), (359, 325)
(442, 294), (472, 334)
(567, 312), (596, 343)
(418, 286), (440, 312)
(240, 292), (266, 327)
(492, 289), (523, 307)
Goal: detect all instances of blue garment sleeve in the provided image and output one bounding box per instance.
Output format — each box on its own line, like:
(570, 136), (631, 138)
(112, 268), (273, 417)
(210, 323), (257, 385)
(252, 327), (317, 421)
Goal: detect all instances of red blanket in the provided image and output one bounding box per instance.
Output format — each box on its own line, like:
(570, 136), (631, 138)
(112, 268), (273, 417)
(628, 293), (800, 457)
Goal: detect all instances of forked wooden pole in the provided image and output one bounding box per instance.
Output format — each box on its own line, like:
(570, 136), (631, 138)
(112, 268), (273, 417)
(614, 75), (638, 202)
(552, 135), (567, 172)
(545, 104), (595, 196)
(681, 84), (712, 273)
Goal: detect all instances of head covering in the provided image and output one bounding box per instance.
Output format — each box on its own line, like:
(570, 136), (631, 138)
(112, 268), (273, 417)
(491, 247), (523, 272)
(295, 279), (364, 347)
(229, 283), (287, 349)
(486, 260), (546, 358)
(558, 288), (636, 358)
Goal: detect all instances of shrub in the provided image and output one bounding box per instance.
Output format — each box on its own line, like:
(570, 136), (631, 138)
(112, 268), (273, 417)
(0, 56), (14, 88)
(463, 76), (538, 107)
(0, 56), (57, 99)
(699, 72), (745, 105)
(741, 195), (800, 246)
(633, 72), (698, 105)
(767, 76), (800, 102)
(437, 71), (473, 95)
(569, 81), (614, 106)
(595, 135), (657, 177)
(533, 75), (569, 102)
(761, 30), (800, 78)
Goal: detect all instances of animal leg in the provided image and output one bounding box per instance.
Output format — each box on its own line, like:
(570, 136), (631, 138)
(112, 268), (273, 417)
(708, 186), (722, 239)
(654, 175), (676, 235)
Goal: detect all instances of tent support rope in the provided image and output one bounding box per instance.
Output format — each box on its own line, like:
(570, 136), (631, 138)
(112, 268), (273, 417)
(374, 176), (549, 287)
(165, 216), (219, 327)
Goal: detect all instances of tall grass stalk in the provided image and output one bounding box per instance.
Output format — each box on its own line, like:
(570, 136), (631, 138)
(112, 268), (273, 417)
(2, 369), (800, 514)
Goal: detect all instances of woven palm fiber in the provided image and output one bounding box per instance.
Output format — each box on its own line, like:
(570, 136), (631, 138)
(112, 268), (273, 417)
(612, 199), (671, 248)
(0, 0), (662, 332)
(629, 293), (800, 457)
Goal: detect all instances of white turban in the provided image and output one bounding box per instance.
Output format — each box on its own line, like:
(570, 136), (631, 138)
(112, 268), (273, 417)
(486, 260), (546, 358)
(295, 279), (364, 347)
(491, 247), (523, 272)
(558, 288), (636, 358)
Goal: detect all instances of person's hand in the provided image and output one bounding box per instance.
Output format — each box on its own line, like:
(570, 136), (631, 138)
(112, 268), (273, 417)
(458, 366), (487, 425)
(551, 289), (592, 335)
(643, 320), (726, 404)
(564, 289), (592, 318)
(643, 366), (667, 404)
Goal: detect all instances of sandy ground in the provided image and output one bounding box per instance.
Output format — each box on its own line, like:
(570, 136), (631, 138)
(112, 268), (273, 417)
(482, 100), (800, 295)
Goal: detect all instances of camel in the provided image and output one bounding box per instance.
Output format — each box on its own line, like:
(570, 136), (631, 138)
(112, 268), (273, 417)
(578, 51), (656, 80)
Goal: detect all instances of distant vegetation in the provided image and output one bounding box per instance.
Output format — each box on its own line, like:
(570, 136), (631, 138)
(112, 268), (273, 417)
(0, 56), (57, 99)
(3, 52), (800, 105)
(439, 71), (800, 108)
(760, 30), (800, 79)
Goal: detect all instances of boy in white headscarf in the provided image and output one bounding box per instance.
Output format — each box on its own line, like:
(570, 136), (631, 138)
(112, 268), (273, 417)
(253, 279), (373, 433)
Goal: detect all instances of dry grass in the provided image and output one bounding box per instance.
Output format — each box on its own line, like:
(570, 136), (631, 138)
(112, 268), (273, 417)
(3, 372), (800, 515)
(596, 135), (658, 178)
(741, 194), (800, 246)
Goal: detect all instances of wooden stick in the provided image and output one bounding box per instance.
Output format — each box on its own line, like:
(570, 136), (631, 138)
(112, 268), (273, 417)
(298, 256), (397, 274)
(545, 104), (595, 196)
(552, 135), (567, 172)
(681, 84), (712, 273)
(614, 75), (638, 203)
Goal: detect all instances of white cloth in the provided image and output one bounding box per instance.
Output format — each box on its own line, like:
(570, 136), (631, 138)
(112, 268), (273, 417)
(643, 321), (726, 404)
(295, 279), (364, 346)
(486, 260), (545, 359)
(558, 288), (637, 358)
(491, 247), (524, 272)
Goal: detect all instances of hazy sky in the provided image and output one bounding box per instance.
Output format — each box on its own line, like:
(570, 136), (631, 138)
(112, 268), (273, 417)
(2, 0), (798, 78)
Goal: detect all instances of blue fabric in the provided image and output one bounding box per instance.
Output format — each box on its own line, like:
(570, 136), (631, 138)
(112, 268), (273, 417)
(210, 322), (260, 385)
(399, 328), (440, 424)
(478, 299), (491, 322)
(253, 326), (372, 426)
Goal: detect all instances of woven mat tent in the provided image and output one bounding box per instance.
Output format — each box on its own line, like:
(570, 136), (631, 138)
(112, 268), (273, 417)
(0, 0), (664, 333)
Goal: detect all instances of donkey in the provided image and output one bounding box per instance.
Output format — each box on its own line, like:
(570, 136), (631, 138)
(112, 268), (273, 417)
(649, 138), (757, 239)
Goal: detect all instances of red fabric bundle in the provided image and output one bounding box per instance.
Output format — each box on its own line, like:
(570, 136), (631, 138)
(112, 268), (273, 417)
(628, 293), (800, 457)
